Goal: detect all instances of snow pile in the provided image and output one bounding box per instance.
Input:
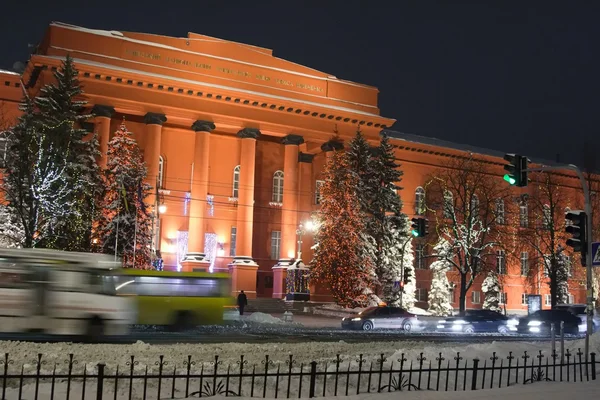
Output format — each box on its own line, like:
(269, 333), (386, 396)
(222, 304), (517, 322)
(245, 312), (285, 324)
(408, 307), (431, 316)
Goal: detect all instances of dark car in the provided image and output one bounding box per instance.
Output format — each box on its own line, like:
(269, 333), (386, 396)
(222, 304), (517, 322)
(517, 310), (581, 335)
(554, 304), (600, 333)
(341, 306), (417, 331)
(435, 310), (518, 334)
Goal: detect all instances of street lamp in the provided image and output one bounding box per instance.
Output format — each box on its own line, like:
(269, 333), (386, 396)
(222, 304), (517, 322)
(295, 220), (316, 260)
(158, 204), (167, 214)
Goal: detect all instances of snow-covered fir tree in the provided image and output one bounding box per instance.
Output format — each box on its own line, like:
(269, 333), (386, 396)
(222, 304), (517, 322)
(0, 203), (24, 248)
(311, 146), (377, 307)
(346, 130), (374, 212)
(427, 238), (453, 316)
(482, 273), (502, 313)
(379, 215), (415, 308)
(95, 121), (153, 268)
(33, 55), (100, 251)
(2, 95), (71, 247)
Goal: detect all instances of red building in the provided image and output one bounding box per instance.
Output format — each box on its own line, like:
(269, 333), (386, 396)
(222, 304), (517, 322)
(0, 22), (595, 314)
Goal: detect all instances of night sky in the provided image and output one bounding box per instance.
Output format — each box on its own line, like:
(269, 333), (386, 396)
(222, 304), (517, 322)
(1, 1), (598, 166)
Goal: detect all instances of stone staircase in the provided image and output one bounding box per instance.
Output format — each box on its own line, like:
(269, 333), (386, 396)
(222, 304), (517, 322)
(246, 298), (291, 314)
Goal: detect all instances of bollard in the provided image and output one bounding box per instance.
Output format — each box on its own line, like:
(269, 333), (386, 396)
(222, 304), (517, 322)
(560, 321), (565, 364)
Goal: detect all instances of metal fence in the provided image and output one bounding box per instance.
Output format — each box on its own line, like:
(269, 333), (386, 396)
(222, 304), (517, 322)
(0, 350), (597, 400)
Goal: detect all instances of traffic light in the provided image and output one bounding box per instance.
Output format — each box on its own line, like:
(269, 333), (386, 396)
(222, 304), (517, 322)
(503, 154), (529, 187)
(403, 268), (410, 285)
(410, 217), (429, 237)
(565, 210), (587, 264)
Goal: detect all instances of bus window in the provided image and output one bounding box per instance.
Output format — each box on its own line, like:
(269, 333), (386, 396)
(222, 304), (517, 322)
(0, 270), (29, 289)
(135, 276), (223, 297)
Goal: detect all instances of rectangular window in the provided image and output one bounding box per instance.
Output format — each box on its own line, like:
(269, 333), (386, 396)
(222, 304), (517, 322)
(520, 205), (528, 228)
(415, 244), (426, 269)
(522, 293), (528, 305)
(544, 294), (551, 306)
(497, 250), (506, 275)
(567, 293), (574, 304)
(270, 231), (281, 260)
(315, 180), (324, 205)
(416, 288), (428, 302)
(520, 252), (529, 276)
(471, 291), (481, 304)
(495, 199), (505, 224)
(229, 227), (237, 257)
(447, 288), (454, 304)
(500, 292), (507, 305)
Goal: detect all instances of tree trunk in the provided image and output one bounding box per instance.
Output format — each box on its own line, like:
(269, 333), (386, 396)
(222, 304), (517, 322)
(550, 270), (557, 309)
(459, 272), (468, 314)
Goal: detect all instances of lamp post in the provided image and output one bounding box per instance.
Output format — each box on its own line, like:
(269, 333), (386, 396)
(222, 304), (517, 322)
(295, 220), (315, 260)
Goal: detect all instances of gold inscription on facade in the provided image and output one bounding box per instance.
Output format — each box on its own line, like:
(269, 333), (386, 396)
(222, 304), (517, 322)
(125, 49), (161, 60)
(125, 48), (324, 92)
(275, 78), (294, 86)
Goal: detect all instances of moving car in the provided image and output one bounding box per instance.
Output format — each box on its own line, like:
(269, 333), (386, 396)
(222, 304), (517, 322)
(517, 309), (581, 335)
(436, 310), (517, 334)
(554, 304), (599, 333)
(341, 306), (418, 331)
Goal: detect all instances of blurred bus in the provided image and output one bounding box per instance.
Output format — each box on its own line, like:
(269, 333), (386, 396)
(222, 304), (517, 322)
(115, 269), (234, 330)
(0, 248), (135, 340)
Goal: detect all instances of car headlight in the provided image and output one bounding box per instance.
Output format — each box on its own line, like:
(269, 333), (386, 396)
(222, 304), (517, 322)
(438, 320), (446, 323)
(453, 320), (467, 325)
(352, 318), (362, 321)
(507, 319), (518, 326)
(528, 320), (542, 326)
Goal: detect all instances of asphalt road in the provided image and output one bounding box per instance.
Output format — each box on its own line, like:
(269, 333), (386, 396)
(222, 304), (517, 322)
(0, 323), (582, 344)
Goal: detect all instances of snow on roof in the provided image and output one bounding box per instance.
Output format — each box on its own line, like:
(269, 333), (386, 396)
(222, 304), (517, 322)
(384, 129), (571, 169)
(49, 22), (371, 88)
(42, 54), (383, 118)
(0, 69), (20, 76)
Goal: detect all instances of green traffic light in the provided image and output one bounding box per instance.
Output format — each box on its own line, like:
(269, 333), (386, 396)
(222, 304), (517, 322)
(411, 230), (419, 237)
(503, 174), (516, 185)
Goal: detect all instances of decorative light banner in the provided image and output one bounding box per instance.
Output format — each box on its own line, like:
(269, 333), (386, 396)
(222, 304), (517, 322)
(204, 233), (217, 272)
(176, 230), (189, 271)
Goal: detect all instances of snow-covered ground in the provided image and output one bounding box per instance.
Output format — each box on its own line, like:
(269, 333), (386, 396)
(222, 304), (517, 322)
(0, 332), (598, 399)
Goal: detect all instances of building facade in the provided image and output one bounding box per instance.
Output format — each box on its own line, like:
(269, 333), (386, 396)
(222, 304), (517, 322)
(0, 22), (594, 313)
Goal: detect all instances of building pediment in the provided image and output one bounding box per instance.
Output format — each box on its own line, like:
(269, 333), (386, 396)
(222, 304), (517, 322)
(44, 22), (383, 115)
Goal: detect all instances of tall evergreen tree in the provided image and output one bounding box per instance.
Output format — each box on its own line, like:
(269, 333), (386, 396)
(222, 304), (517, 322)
(369, 134), (410, 300)
(346, 130), (373, 211)
(95, 121), (153, 268)
(3, 94), (74, 247)
(33, 55), (100, 251)
(311, 148), (377, 307)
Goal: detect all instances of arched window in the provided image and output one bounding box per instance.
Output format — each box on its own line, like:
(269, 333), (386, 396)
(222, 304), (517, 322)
(415, 187), (425, 215)
(272, 170), (284, 203)
(495, 199), (505, 224)
(157, 156), (164, 189)
(232, 165), (240, 198)
(470, 194), (479, 219)
(443, 190), (453, 218)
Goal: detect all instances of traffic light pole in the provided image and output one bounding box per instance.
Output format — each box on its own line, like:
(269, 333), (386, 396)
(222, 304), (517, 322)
(526, 164), (594, 360)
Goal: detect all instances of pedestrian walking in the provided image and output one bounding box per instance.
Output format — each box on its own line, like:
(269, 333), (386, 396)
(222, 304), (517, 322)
(237, 290), (248, 315)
